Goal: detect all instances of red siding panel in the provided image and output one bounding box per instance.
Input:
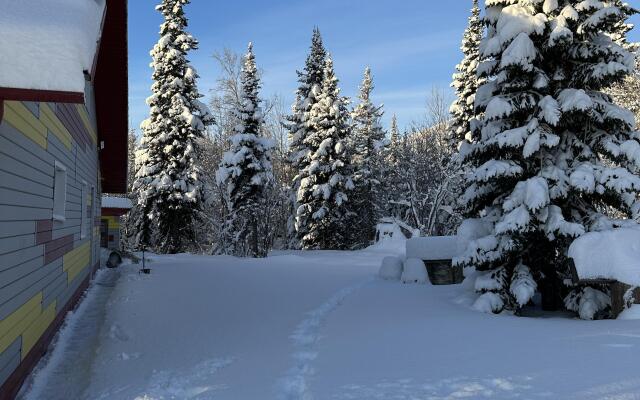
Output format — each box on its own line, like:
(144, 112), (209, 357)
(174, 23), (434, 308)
(43, 235), (74, 264)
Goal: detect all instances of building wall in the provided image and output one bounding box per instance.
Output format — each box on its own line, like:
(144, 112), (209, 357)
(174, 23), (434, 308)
(100, 214), (121, 250)
(0, 90), (101, 392)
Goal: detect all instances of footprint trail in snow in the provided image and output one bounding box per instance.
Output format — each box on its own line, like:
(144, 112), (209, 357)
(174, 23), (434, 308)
(279, 278), (372, 400)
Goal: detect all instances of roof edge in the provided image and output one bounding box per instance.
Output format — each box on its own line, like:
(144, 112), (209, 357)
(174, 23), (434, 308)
(0, 87), (84, 104)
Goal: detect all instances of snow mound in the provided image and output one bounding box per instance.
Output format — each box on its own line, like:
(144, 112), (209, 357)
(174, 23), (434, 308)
(401, 258), (428, 284)
(0, 0), (106, 93)
(378, 256), (403, 281)
(568, 227), (640, 285)
(406, 236), (457, 261)
(619, 304), (640, 320)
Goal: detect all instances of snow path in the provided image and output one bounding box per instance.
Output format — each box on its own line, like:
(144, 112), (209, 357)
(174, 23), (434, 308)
(18, 268), (120, 400)
(18, 248), (394, 400)
(279, 278), (372, 400)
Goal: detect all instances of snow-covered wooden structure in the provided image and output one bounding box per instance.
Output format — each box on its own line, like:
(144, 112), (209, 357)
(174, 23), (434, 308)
(0, 1), (128, 397)
(100, 196), (132, 250)
(569, 228), (640, 318)
(406, 236), (462, 285)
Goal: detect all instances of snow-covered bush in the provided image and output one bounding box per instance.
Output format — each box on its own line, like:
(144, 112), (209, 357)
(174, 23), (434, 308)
(379, 256), (403, 281)
(565, 287), (611, 320)
(401, 258), (429, 284)
(473, 292), (505, 314)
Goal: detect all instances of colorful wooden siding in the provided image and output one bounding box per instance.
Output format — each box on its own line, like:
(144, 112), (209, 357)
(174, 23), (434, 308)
(100, 215), (121, 250)
(0, 87), (102, 395)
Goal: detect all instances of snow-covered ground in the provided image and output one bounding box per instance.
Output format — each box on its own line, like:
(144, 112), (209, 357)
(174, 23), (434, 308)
(17, 244), (640, 400)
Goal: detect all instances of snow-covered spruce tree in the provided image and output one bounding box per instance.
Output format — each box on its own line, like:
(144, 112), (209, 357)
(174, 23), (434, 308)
(216, 43), (274, 258)
(455, 0), (639, 318)
(608, 56), (640, 124)
(450, 0), (483, 146)
(379, 114), (404, 220)
(133, 0), (214, 254)
(296, 57), (355, 249)
(349, 67), (388, 247)
(286, 28), (327, 248)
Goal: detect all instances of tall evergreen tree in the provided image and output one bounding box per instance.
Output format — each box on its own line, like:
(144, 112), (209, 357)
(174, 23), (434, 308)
(132, 0), (213, 253)
(455, 0), (639, 318)
(296, 57), (355, 249)
(217, 43), (274, 258)
(389, 114), (400, 148)
(450, 0), (483, 146)
(350, 67), (388, 246)
(286, 28), (327, 248)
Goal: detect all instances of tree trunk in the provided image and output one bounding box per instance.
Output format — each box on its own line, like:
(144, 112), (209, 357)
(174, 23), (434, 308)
(251, 216), (259, 257)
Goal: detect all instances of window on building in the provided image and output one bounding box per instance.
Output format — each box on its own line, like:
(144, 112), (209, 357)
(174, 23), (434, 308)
(53, 161), (67, 222)
(81, 181), (89, 238)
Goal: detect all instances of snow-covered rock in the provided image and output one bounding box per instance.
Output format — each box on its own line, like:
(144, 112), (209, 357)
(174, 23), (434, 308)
(0, 0), (106, 93)
(568, 227), (640, 286)
(378, 256), (403, 281)
(401, 258), (428, 284)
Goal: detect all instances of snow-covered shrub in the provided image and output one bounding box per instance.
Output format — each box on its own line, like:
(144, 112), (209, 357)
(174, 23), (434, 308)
(509, 264), (537, 308)
(473, 292), (504, 314)
(379, 256), (403, 281)
(624, 287), (638, 311)
(565, 287), (611, 320)
(401, 258), (429, 284)
(473, 267), (509, 313)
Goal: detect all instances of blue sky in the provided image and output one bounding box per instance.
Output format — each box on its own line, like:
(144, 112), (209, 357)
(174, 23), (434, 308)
(128, 1), (640, 133)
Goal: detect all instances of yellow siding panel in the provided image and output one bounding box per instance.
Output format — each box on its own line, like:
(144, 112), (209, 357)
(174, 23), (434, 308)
(0, 293), (43, 354)
(40, 104), (72, 150)
(21, 301), (56, 359)
(4, 102), (47, 148)
(63, 242), (91, 283)
(75, 104), (97, 144)
(66, 262), (87, 284)
(105, 216), (120, 230)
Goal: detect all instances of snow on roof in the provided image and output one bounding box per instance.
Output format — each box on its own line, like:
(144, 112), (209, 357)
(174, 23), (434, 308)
(569, 227), (640, 286)
(0, 0), (106, 93)
(406, 236), (458, 261)
(102, 196), (132, 209)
